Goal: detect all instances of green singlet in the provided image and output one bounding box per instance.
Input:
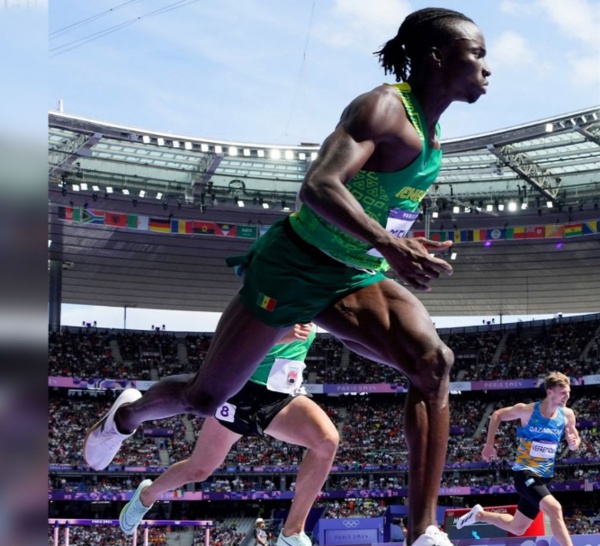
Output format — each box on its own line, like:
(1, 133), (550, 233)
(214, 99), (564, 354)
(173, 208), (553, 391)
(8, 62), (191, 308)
(228, 83), (443, 327)
(289, 82), (442, 271)
(248, 328), (316, 391)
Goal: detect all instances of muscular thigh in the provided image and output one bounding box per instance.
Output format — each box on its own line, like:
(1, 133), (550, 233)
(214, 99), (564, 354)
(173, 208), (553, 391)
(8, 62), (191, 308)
(514, 471), (551, 518)
(314, 278), (443, 377)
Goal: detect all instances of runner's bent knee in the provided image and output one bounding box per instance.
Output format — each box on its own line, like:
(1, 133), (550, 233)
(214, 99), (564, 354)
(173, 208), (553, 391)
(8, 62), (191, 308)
(541, 497), (563, 520)
(410, 343), (454, 393)
(314, 428), (339, 459)
(182, 382), (223, 417)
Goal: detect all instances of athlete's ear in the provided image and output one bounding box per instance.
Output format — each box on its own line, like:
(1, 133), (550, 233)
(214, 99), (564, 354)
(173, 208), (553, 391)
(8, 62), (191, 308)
(430, 47), (443, 68)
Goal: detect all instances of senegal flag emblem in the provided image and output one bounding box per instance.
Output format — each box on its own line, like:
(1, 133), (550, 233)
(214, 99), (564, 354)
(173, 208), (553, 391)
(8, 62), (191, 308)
(257, 293), (277, 312)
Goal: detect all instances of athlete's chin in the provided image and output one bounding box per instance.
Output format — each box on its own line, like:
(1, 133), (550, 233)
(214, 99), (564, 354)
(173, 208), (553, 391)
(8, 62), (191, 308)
(467, 92), (485, 104)
(458, 92), (484, 105)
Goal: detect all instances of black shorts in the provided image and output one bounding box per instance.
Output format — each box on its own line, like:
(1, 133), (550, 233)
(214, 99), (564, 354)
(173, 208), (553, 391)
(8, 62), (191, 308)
(514, 470), (552, 519)
(214, 381), (305, 437)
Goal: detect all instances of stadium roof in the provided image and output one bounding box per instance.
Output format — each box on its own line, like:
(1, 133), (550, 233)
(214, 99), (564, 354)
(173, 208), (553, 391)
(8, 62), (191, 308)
(48, 106), (600, 319)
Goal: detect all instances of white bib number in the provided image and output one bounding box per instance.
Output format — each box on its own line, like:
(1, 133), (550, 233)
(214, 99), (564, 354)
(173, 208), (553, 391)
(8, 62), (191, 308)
(266, 358), (306, 394)
(215, 402), (236, 423)
(367, 209), (419, 258)
(529, 440), (557, 459)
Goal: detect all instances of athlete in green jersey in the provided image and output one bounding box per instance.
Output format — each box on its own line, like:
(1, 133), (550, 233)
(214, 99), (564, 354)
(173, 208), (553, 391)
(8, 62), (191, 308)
(86, 8), (491, 546)
(119, 324), (337, 546)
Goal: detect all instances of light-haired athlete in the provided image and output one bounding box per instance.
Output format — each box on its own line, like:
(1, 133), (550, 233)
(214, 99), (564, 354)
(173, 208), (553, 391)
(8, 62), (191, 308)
(457, 372), (580, 546)
(117, 324), (337, 546)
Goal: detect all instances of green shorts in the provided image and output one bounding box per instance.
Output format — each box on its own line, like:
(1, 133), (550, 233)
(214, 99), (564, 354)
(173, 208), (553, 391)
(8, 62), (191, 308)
(226, 217), (386, 328)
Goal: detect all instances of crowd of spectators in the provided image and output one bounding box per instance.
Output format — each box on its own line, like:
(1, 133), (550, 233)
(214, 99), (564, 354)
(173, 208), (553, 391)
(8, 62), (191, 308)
(564, 510), (600, 534)
(192, 522), (245, 546)
(47, 316), (600, 534)
(317, 499), (387, 519)
(49, 391), (599, 492)
(48, 524), (167, 545)
(463, 319), (599, 381)
(48, 329), (116, 378)
(48, 316), (599, 385)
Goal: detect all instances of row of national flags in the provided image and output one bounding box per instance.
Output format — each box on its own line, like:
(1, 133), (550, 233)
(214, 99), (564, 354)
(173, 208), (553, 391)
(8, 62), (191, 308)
(57, 206), (259, 239)
(57, 206), (598, 242)
(410, 220), (598, 242)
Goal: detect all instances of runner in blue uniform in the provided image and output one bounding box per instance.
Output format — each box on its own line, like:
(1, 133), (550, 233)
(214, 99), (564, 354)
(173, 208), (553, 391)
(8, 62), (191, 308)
(457, 372), (580, 546)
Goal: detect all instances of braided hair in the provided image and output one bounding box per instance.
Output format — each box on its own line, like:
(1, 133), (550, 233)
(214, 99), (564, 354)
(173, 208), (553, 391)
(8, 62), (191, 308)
(375, 7), (474, 82)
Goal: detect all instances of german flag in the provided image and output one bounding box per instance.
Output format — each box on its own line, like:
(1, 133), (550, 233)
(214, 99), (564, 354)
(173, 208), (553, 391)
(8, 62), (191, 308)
(149, 218), (171, 233)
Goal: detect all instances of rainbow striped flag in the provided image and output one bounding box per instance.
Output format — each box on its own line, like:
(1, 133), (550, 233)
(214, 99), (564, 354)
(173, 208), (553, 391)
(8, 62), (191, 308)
(564, 223), (583, 237)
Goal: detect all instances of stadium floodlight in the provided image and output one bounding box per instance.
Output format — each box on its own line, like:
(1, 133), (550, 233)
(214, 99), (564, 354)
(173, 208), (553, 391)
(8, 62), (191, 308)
(172, 140), (180, 148)
(450, 252), (457, 260)
(284, 150), (294, 160)
(142, 135), (151, 144)
(432, 211), (439, 218)
(139, 190), (146, 198)
(200, 143), (209, 152)
(498, 203), (505, 211)
(229, 147), (238, 156)
(546, 200), (554, 208)
(299, 152), (306, 160)
(310, 152), (318, 160)
(270, 149), (282, 160)
(521, 201), (528, 210)
(215, 145), (223, 154)
(545, 123), (554, 132)
(106, 186), (113, 194)
(237, 198), (245, 207)
(157, 137), (165, 146)
(92, 185), (100, 192)
(508, 201), (517, 211)
(155, 192), (163, 200)
(486, 203), (494, 212)
(257, 149), (265, 158)
(184, 141), (193, 150)
(262, 202), (270, 209)
(452, 205), (460, 214)
(72, 184), (80, 191)
(243, 148), (251, 157)
(122, 188), (130, 195)
(80, 183), (88, 191)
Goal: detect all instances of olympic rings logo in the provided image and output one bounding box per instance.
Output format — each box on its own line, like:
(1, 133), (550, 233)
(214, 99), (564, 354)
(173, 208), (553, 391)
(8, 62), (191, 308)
(343, 520), (360, 528)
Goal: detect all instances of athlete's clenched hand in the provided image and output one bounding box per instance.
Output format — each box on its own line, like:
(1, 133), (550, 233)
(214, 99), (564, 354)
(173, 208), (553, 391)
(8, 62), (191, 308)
(376, 237), (453, 291)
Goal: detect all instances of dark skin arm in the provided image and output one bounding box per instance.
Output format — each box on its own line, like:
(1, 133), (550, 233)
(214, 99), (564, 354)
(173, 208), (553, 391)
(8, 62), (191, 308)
(298, 85), (453, 291)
